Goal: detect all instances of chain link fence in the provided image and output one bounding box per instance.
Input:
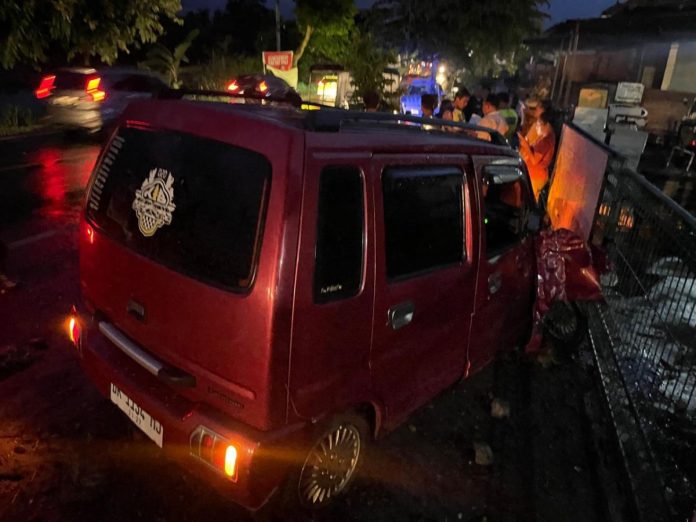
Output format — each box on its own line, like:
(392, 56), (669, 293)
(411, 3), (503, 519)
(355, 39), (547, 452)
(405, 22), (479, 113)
(589, 164), (696, 521)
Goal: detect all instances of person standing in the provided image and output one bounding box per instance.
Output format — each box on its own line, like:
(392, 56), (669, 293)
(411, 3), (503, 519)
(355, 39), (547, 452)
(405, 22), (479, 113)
(465, 84), (487, 122)
(437, 99), (455, 120)
(477, 94), (509, 140)
(452, 88), (471, 123)
(363, 90), (380, 112)
(498, 92), (519, 141)
(420, 93), (437, 118)
(518, 100), (556, 202)
(515, 89), (528, 134)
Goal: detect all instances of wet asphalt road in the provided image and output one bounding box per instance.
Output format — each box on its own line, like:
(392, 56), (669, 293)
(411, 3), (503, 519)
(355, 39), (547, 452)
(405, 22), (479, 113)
(0, 135), (100, 243)
(0, 134), (617, 522)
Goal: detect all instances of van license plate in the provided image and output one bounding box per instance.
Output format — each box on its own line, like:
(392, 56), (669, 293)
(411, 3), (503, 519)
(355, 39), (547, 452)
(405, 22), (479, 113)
(110, 383), (163, 447)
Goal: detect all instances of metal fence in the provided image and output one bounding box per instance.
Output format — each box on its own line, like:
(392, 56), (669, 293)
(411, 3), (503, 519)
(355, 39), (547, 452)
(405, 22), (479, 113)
(589, 164), (696, 521)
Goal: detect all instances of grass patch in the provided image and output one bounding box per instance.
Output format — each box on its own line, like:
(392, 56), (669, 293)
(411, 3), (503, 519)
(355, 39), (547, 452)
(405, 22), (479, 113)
(0, 105), (45, 137)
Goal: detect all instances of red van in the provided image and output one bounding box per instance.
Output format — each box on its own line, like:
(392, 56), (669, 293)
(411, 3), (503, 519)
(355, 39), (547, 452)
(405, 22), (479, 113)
(70, 96), (538, 511)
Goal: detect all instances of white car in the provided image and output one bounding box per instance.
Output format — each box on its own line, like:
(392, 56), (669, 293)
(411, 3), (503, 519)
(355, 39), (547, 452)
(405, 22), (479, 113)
(37, 67), (168, 133)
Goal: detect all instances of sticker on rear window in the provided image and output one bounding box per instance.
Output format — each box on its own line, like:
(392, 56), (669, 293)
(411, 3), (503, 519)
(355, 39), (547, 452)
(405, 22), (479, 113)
(132, 168), (176, 237)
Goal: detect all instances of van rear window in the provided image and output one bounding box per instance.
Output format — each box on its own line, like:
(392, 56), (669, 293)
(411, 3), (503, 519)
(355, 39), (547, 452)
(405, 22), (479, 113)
(86, 127), (270, 291)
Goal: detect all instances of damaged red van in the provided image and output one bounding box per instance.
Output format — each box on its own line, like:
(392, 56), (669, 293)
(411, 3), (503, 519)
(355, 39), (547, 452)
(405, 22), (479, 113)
(70, 94), (539, 511)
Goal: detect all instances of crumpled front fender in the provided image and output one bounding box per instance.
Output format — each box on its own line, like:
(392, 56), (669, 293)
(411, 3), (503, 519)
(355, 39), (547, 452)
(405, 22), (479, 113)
(536, 228), (603, 311)
(526, 228), (604, 352)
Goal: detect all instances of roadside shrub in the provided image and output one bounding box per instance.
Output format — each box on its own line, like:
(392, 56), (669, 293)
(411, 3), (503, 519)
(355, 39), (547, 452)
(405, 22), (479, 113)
(189, 54), (263, 90)
(0, 105), (35, 129)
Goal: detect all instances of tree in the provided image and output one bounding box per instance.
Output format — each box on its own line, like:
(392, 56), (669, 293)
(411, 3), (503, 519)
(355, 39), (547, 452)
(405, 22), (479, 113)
(293, 0), (356, 67)
(369, 0), (548, 74)
(344, 31), (396, 100)
(0, 0), (181, 69)
(141, 29), (200, 88)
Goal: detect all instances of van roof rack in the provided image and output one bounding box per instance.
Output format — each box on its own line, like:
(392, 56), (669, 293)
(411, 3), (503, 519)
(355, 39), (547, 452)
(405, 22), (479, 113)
(305, 109), (509, 146)
(157, 87), (324, 108)
(157, 88), (508, 146)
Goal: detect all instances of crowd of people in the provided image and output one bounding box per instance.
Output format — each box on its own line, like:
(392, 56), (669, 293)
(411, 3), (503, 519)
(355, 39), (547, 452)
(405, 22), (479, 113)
(361, 84), (557, 203)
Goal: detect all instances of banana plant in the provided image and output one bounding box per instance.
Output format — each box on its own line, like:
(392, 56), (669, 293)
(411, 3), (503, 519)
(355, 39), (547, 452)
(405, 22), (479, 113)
(141, 28), (199, 88)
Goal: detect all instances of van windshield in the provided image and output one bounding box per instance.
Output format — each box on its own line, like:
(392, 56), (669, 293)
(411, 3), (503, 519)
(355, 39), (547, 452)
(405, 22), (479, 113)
(86, 127), (271, 291)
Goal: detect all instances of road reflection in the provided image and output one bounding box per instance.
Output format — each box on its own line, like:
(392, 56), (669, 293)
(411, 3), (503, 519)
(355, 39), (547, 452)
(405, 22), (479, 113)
(0, 142), (100, 226)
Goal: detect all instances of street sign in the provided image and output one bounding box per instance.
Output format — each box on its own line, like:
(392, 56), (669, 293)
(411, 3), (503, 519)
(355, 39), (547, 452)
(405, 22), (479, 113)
(615, 82), (644, 104)
(262, 51), (294, 72)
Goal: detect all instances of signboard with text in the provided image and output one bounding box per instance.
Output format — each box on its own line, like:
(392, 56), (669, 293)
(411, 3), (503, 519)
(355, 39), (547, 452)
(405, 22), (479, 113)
(262, 51), (294, 72)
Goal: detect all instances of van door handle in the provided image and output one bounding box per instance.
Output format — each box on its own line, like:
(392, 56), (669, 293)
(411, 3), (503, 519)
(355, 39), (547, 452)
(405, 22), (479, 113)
(127, 299), (146, 322)
(488, 272), (502, 295)
(388, 301), (415, 330)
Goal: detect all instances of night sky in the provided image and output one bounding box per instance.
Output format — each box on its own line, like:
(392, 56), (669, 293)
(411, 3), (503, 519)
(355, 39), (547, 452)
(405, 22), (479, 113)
(182, 0), (619, 27)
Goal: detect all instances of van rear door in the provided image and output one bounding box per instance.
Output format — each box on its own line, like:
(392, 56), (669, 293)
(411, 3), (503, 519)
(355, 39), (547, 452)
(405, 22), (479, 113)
(81, 119), (290, 430)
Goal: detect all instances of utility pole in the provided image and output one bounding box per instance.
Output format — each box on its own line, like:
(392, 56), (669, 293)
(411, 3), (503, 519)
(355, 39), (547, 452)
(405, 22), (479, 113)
(275, 0), (281, 51)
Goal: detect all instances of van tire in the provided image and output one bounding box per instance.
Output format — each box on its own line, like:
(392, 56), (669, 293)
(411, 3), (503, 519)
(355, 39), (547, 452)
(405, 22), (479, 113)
(543, 301), (587, 354)
(271, 413), (369, 517)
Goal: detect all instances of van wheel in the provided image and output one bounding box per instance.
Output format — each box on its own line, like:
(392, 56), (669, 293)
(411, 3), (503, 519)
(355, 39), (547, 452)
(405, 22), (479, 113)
(543, 301), (587, 352)
(270, 414), (368, 517)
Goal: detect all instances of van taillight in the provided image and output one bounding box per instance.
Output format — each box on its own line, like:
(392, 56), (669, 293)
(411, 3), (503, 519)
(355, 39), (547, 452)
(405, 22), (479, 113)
(35, 75), (56, 99)
(224, 446), (238, 479)
(190, 427), (239, 482)
(86, 77), (106, 102)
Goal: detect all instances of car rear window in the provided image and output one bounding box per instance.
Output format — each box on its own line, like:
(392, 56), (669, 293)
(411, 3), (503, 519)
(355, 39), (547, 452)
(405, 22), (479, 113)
(86, 127), (271, 291)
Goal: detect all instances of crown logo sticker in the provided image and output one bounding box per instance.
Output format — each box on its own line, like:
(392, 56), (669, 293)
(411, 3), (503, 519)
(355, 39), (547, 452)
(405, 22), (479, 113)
(132, 168), (176, 237)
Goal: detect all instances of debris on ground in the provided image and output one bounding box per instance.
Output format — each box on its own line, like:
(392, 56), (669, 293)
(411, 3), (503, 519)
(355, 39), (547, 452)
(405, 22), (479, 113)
(0, 343), (41, 381)
(473, 442), (494, 466)
(490, 398), (510, 419)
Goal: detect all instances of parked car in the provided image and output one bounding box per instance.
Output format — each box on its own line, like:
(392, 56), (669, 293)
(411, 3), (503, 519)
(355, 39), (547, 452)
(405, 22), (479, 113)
(226, 73), (297, 100)
(36, 67), (168, 132)
(68, 98), (539, 512)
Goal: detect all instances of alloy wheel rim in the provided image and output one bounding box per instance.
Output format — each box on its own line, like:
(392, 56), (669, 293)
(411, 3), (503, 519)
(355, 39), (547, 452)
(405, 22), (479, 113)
(547, 303), (578, 339)
(298, 423), (361, 507)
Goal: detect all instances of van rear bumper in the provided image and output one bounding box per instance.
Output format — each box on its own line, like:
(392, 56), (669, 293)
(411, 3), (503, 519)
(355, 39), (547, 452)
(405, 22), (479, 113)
(77, 320), (304, 511)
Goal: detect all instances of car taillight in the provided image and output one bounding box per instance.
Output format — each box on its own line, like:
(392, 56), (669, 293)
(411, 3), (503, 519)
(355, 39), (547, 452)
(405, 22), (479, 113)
(86, 76), (106, 102)
(226, 80), (239, 92)
(256, 81), (268, 93)
(690, 139), (696, 148)
(190, 427), (239, 482)
(35, 75), (56, 99)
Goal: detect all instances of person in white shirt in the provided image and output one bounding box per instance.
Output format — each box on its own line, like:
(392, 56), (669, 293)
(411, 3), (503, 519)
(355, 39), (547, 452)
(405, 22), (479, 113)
(477, 94), (509, 141)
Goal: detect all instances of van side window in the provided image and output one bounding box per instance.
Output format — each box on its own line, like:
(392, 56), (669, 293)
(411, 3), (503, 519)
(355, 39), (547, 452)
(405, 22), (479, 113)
(483, 165), (532, 257)
(313, 166), (364, 303)
(383, 167), (464, 280)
